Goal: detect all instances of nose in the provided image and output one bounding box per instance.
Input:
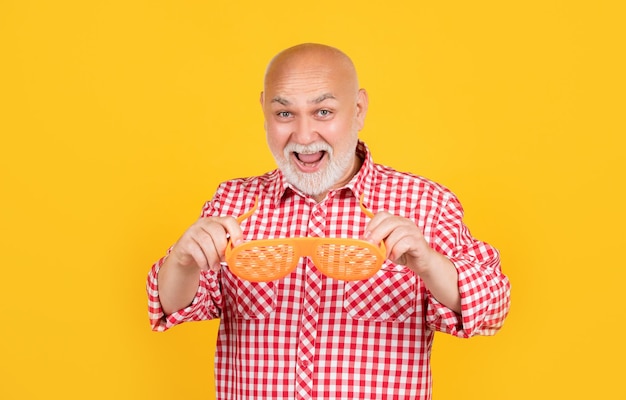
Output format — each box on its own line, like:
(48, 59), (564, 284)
(291, 116), (319, 144)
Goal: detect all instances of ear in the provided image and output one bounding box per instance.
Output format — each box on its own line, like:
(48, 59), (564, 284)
(355, 89), (369, 130)
(260, 92), (268, 131)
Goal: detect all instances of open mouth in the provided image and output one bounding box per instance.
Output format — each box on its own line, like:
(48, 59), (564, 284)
(294, 151), (326, 167)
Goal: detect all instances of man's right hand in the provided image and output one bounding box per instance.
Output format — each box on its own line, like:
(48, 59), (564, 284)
(167, 216), (244, 272)
(157, 216), (243, 315)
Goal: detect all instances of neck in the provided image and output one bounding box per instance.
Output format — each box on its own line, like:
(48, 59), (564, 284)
(311, 154), (364, 203)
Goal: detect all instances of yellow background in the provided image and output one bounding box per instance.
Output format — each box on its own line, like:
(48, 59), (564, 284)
(1, 0), (624, 399)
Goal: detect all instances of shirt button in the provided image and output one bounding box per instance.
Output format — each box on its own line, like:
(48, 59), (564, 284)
(300, 358), (310, 368)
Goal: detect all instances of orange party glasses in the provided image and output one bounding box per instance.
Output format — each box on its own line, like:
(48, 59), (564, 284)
(225, 195), (386, 282)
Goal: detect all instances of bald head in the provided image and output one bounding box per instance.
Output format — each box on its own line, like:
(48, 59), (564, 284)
(264, 43), (360, 94)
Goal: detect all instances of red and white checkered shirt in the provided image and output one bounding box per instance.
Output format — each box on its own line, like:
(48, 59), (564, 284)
(147, 141), (511, 400)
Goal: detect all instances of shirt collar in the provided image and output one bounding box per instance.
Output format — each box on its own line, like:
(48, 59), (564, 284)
(270, 140), (377, 208)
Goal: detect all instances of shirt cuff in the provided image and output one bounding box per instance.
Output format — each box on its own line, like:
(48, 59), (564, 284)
(147, 257), (222, 332)
(425, 257), (497, 338)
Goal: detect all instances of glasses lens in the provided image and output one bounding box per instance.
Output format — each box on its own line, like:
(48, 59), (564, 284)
(231, 243), (296, 281)
(315, 243), (381, 281)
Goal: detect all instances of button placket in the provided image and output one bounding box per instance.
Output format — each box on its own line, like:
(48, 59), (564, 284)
(294, 203), (325, 400)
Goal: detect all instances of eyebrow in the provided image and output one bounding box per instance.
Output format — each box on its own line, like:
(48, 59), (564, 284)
(271, 93), (336, 106)
(311, 93), (336, 104)
(271, 96), (290, 106)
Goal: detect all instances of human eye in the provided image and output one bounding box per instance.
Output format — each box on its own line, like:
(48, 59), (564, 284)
(316, 109), (332, 118)
(276, 111), (292, 118)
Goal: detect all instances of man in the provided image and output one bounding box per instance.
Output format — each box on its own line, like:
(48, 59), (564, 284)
(147, 43), (511, 399)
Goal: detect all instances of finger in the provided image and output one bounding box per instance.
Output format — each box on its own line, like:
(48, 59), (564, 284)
(198, 238), (226, 272)
(195, 220), (231, 268)
(364, 211), (394, 242)
(220, 216), (244, 246)
(198, 216), (243, 261)
(170, 234), (211, 271)
(387, 226), (435, 270)
(365, 213), (404, 245)
(186, 240), (212, 271)
(385, 231), (415, 263)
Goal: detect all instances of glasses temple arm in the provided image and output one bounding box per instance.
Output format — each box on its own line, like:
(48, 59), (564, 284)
(359, 194), (387, 255)
(236, 196), (259, 224)
(226, 197), (258, 255)
(358, 193), (375, 219)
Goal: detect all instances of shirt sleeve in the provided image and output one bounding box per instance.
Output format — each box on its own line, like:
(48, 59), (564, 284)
(425, 193), (511, 338)
(146, 253), (223, 332)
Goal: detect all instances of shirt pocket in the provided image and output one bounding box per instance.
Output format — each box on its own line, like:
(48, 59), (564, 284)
(343, 262), (417, 322)
(235, 279), (277, 320)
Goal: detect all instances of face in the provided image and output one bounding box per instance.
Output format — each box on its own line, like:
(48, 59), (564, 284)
(261, 52), (368, 200)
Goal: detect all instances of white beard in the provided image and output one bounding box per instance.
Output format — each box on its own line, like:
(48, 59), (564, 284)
(274, 141), (357, 197)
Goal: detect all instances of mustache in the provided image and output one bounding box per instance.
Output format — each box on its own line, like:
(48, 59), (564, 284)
(283, 142), (333, 156)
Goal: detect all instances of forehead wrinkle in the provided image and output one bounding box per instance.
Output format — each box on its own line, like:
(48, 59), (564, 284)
(265, 65), (353, 107)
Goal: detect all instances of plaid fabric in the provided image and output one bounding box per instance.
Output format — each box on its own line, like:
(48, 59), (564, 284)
(147, 141), (511, 399)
